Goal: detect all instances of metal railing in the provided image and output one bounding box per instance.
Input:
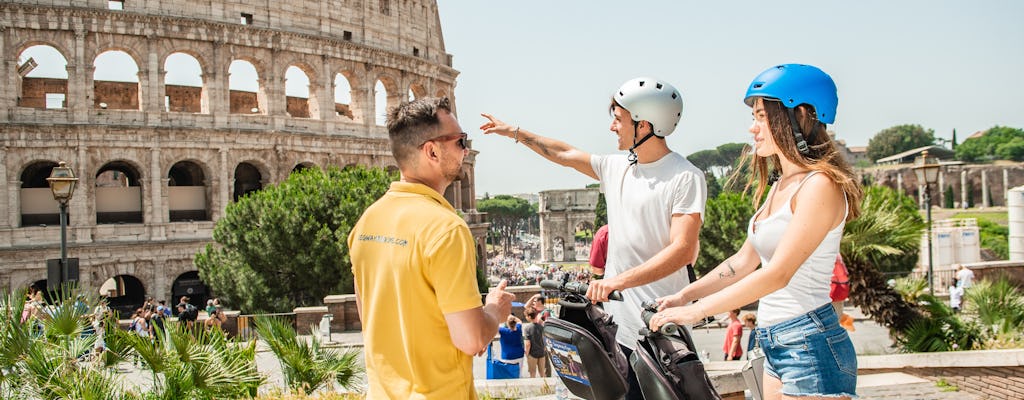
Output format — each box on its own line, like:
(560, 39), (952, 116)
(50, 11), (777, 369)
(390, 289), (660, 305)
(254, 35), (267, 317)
(234, 312), (296, 341)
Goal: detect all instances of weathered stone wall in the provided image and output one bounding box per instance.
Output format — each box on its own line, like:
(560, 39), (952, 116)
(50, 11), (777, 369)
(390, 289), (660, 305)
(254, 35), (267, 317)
(93, 81), (139, 110)
(0, 1), (484, 308)
(866, 162), (1024, 208)
(18, 77), (67, 108)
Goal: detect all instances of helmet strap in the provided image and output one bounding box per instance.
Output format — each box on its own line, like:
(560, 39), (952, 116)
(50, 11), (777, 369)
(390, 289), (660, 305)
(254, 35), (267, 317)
(627, 122), (656, 165)
(786, 108), (810, 155)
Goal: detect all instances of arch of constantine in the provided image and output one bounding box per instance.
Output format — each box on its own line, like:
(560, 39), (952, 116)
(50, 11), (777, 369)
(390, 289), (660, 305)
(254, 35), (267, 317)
(538, 188), (598, 263)
(0, 0), (486, 314)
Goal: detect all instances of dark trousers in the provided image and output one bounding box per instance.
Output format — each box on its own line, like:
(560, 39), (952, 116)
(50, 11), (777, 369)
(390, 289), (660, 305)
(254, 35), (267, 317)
(618, 344), (645, 400)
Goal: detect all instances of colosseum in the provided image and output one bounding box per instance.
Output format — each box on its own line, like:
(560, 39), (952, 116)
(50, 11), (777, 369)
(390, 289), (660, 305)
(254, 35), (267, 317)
(0, 0), (485, 315)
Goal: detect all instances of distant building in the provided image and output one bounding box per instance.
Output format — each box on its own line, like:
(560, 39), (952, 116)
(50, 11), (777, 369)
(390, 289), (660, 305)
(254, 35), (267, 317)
(830, 131), (868, 166)
(876, 145), (956, 165)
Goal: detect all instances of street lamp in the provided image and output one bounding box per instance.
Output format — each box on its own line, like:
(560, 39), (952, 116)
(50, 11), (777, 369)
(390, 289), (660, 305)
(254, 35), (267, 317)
(47, 161), (78, 288)
(913, 150), (941, 296)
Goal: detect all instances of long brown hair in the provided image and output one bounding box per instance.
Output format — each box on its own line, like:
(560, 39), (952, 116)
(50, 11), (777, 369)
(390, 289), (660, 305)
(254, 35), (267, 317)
(742, 99), (862, 220)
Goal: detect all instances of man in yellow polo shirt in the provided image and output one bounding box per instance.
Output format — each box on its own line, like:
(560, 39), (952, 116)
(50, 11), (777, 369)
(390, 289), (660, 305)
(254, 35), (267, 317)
(349, 96), (514, 399)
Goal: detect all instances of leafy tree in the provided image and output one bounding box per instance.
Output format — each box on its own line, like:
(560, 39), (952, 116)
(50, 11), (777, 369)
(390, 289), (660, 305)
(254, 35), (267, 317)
(866, 124), (935, 161)
(196, 166), (395, 313)
(588, 183), (607, 227)
(841, 185), (926, 333)
(955, 126), (1024, 162)
(944, 185), (954, 208)
(695, 191), (754, 277)
(687, 143), (749, 199)
(478, 194), (533, 254)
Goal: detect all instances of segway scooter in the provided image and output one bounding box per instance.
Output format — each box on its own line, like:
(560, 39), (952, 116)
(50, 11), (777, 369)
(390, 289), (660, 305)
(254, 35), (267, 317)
(631, 301), (721, 400)
(539, 279), (628, 400)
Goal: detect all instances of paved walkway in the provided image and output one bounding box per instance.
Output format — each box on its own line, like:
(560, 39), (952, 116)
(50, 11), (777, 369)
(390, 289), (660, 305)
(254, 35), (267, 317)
(115, 306), (981, 399)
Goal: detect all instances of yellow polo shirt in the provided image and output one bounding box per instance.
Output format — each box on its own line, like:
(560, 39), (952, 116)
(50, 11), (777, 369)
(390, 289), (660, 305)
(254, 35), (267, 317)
(348, 181), (482, 399)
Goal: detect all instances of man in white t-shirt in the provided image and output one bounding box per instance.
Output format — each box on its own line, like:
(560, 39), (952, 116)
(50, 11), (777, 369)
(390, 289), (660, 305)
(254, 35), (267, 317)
(481, 77), (706, 400)
(955, 264), (975, 289)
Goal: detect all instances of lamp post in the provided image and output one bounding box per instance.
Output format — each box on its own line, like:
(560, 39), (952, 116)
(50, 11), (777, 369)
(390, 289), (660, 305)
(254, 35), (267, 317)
(913, 150), (941, 296)
(47, 161), (78, 287)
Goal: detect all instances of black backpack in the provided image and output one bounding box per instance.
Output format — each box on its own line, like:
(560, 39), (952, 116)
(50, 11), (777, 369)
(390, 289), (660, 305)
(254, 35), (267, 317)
(630, 324), (721, 400)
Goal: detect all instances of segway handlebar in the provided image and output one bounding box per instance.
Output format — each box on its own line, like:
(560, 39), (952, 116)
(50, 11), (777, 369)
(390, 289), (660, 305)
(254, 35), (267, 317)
(640, 300), (716, 335)
(539, 279), (623, 302)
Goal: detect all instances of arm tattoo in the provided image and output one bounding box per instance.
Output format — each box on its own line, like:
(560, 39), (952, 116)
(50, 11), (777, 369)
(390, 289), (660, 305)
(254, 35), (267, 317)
(521, 136), (553, 157)
(718, 259), (736, 279)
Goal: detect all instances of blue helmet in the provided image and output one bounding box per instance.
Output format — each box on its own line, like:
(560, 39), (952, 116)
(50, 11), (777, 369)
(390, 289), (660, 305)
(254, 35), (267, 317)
(744, 64), (838, 124)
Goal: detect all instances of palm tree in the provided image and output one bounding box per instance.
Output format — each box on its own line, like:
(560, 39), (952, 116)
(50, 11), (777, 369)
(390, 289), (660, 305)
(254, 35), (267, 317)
(0, 285), (137, 400)
(841, 185), (926, 334)
(114, 321), (264, 399)
(255, 315), (364, 394)
(963, 276), (1024, 349)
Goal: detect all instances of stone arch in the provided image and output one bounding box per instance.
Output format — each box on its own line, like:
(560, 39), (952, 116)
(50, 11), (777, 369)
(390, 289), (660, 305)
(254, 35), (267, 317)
(284, 64), (319, 119)
(409, 82), (427, 100)
(95, 160), (145, 224)
(233, 161), (269, 201)
(229, 58), (266, 114)
(168, 160), (211, 222)
(162, 51), (206, 113)
(538, 188), (599, 262)
(573, 220), (596, 261)
(552, 237), (566, 262)
(93, 49), (141, 110)
(16, 43), (70, 109)
(171, 271), (210, 314)
(98, 274), (146, 318)
(12, 39), (73, 67)
(18, 160), (61, 226)
(333, 70), (357, 121)
(374, 74), (400, 126)
(291, 161), (317, 174)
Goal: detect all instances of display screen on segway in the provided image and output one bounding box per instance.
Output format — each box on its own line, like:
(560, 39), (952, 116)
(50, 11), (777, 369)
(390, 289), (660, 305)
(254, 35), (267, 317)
(539, 279), (628, 400)
(544, 325), (590, 386)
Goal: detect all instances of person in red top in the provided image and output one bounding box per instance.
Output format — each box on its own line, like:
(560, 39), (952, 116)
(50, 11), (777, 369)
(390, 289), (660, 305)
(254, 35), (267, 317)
(589, 225), (609, 279)
(723, 309), (743, 361)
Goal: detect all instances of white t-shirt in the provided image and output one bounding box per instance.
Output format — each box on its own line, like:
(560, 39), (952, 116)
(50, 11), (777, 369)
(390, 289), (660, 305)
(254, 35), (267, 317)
(591, 152), (707, 349)
(956, 268), (975, 288)
(949, 285), (964, 309)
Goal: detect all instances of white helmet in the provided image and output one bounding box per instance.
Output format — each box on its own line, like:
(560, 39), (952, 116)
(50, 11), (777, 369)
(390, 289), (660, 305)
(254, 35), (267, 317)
(613, 77), (683, 137)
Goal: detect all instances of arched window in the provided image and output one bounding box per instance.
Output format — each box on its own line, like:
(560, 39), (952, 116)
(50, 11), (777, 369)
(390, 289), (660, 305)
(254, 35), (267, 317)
(374, 80), (388, 126)
(95, 161), (144, 224)
(93, 50), (140, 110)
(229, 60), (262, 114)
(98, 274), (146, 318)
(163, 52), (205, 113)
(17, 45), (68, 109)
(233, 162), (263, 201)
(168, 161), (209, 222)
(334, 73), (354, 120)
(285, 66), (315, 118)
(19, 161), (61, 226)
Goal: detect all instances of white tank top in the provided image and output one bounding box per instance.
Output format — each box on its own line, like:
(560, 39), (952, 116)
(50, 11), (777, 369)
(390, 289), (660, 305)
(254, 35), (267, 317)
(748, 171), (847, 327)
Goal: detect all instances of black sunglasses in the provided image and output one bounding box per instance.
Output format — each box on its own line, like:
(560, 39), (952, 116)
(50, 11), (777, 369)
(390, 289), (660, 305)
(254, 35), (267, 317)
(421, 132), (468, 149)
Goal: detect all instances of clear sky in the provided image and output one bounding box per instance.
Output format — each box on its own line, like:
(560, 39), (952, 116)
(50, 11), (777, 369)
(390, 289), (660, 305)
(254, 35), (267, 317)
(436, 0), (1024, 196)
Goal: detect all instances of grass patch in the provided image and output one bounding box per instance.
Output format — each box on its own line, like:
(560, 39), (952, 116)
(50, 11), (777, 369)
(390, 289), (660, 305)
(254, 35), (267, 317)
(950, 211), (1008, 226)
(935, 378), (959, 392)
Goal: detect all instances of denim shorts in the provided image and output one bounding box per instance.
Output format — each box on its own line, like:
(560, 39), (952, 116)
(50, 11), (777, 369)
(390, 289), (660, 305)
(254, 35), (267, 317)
(755, 303), (857, 397)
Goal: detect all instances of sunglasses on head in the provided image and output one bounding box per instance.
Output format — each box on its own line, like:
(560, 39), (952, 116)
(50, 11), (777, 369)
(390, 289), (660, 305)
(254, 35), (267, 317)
(421, 132), (468, 150)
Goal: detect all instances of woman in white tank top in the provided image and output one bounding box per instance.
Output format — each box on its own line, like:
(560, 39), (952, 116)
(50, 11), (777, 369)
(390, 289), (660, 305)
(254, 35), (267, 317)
(647, 64), (864, 400)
